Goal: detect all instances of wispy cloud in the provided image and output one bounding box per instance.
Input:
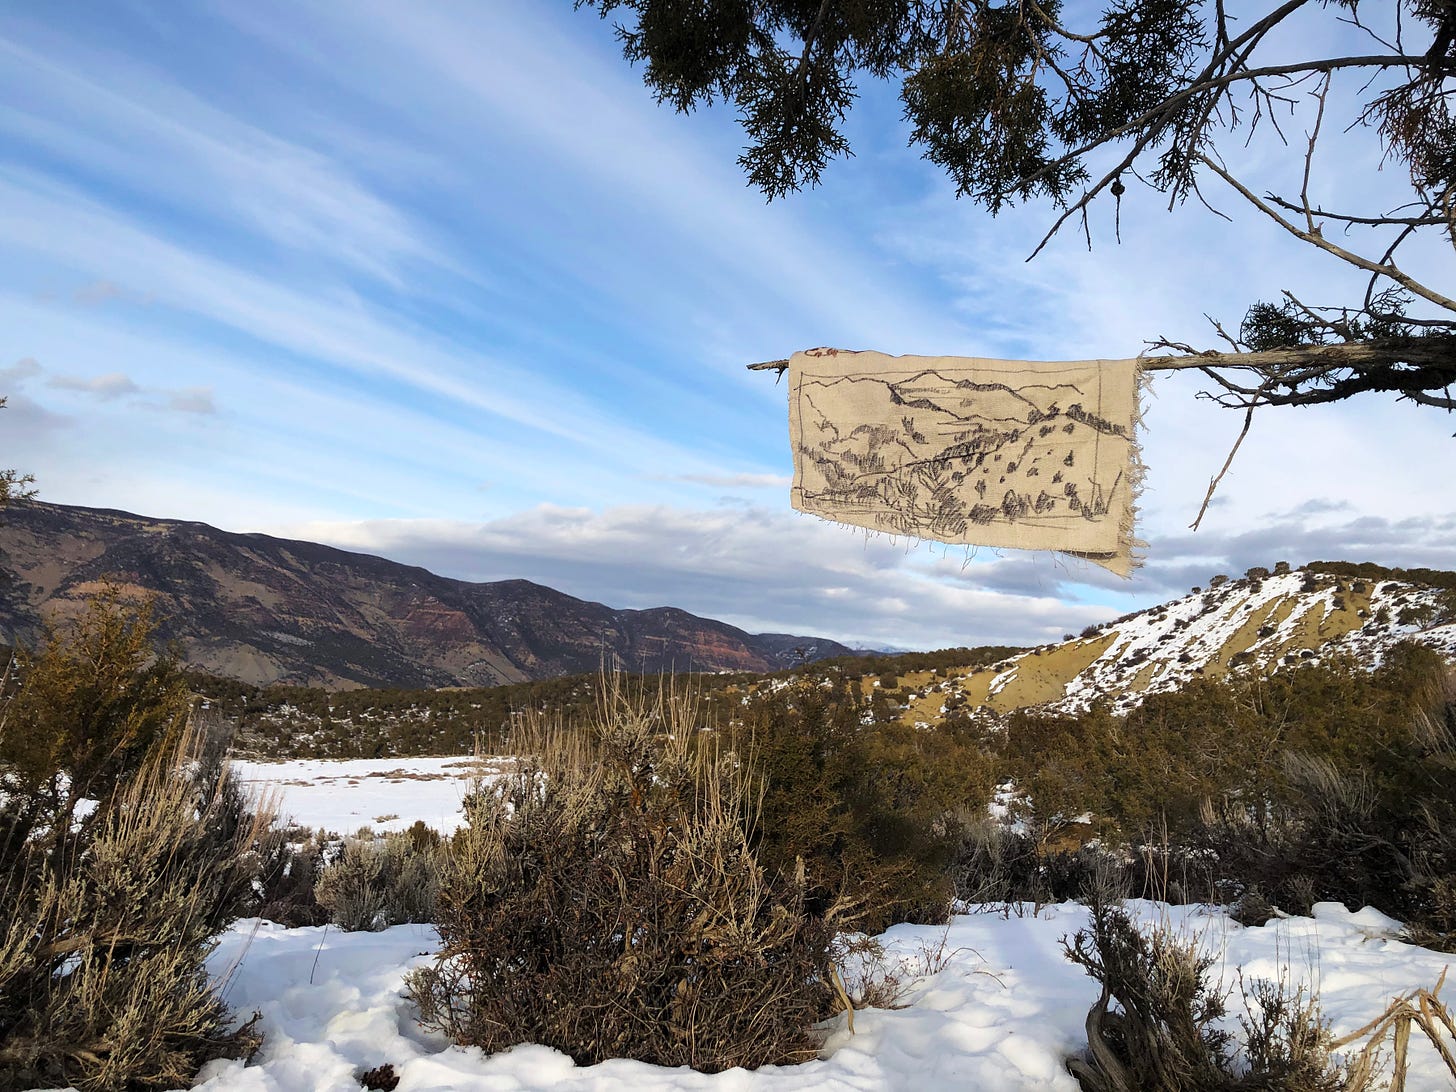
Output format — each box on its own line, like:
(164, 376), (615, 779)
(0, 29), (449, 287)
(2, 357), (41, 383)
(280, 503), (1110, 650)
(161, 387), (216, 415)
(47, 371), (139, 399)
(1, 1), (1451, 652)
(662, 472), (792, 489)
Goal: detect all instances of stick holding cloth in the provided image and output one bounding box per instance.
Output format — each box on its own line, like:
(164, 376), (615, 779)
(757, 348), (1146, 577)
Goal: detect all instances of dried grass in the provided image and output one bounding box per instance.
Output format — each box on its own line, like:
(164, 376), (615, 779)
(1334, 967), (1456, 1092)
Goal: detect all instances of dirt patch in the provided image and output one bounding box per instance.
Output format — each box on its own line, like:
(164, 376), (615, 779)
(986, 632), (1118, 711)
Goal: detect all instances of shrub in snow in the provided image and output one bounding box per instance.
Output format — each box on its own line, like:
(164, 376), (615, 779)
(1064, 895), (1351, 1091)
(0, 586), (193, 850)
(0, 590), (271, 1091)
(407, 679), (834, 1071)
(254, 828), (328, 928)
(315, 826), (444, 931)
(0, 728), (270, 1091)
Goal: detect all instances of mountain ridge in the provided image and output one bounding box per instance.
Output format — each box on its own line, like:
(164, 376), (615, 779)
(0, 501), (854, 689)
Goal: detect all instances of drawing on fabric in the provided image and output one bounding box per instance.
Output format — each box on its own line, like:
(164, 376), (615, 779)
(788, 351), (1140, 561)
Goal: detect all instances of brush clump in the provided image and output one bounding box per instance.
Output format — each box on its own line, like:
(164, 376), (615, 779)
(407, 678), (835, 1072)
(0, 590), (272, 1092)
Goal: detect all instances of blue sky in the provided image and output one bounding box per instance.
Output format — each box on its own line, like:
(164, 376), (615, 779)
(2, 1), (1453, 650)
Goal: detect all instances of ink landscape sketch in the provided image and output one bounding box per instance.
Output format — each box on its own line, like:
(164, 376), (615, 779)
(789, 351), (1140, 561)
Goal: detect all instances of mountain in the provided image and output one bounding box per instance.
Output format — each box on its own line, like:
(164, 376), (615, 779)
(878, 564), (1456, 727)
(0, 502), (854, 689)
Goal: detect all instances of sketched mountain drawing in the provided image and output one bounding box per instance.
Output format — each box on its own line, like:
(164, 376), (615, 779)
(787, 350), (1143, 572)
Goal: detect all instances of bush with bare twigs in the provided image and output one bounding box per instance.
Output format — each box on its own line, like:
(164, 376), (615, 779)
(1064, 895), (1354, 1092)
(406, 679), (836, 1071)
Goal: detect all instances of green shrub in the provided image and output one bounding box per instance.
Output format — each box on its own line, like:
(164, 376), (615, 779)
(0, 586), (191, 850)
(736, 679), (993, 932)
(407, 679), (834, 1071)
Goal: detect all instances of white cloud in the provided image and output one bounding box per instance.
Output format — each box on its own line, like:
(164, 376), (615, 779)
(47, 370), (140, 399)
(270, 498), (1456, 653)
(276, 504), (1116, 650)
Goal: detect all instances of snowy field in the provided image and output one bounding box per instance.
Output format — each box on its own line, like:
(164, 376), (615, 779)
(231, 755), (505, 836)
(202, 756), (1456, 1091)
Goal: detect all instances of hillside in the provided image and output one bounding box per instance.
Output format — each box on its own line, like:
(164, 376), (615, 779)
(0, 501), (853, 689)
(874, 563), (1456, 726)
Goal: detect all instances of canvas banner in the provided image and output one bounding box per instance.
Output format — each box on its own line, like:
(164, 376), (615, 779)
(787, 348), (1145, 576)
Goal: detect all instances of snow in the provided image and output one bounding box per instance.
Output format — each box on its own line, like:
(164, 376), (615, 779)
(191, 902), (1456, 1092)
(230, 756), (506, 836)
(183, 756), (1456, 1091)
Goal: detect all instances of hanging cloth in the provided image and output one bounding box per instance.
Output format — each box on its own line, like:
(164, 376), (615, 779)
(787, 348), (1146, 576)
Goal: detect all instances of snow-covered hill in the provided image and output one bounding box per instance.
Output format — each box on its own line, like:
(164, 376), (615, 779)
(888, 566), (1456, 722)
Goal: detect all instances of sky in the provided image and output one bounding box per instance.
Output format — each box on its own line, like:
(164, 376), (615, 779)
(1, 1), (1452, 652)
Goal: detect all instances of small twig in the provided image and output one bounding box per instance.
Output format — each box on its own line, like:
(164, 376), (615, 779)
(1190, 403), (1255, 531)
(746, 358), (791, 381)
(310, 922), (330, 985)
(1299, 74), (1332, 235)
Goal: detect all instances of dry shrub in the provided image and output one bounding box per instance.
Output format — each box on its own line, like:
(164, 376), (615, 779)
(1240, 977), (1347, 1091)
(1333, 968), (1456, 1091)
(254, 827), (328, 928)
(0, 727), (271, 1091)
(1064, 896), (1353, 1092)
(406, 678), (834, 1071)
(315, 827), (444, 931)
(1064, 896), (1233, 1092)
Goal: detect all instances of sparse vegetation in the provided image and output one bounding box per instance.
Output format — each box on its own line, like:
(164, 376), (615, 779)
(315, 826), (445, 932)
(6, 560), (1454, 1086)
(1065, 896), (1352, 1092)
(0, 592), (271, 1091)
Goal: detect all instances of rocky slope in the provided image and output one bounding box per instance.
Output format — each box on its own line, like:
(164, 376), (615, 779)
(0, 502), (852, 689)
(880, 565), (1456, 725)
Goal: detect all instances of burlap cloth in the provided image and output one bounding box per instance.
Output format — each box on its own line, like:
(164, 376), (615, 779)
(787, 348), (1145, 576)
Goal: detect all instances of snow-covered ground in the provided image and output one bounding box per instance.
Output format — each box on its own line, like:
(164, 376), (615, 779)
(203, 755), (1456, 1091)
(196, 902), (1456, 1091)
(231, 755), (504, 836)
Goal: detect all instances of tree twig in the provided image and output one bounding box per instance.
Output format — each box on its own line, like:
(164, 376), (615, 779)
(1190, 403), (1255, 531)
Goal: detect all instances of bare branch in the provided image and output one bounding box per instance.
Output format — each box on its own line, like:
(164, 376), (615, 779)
(1190, 404), (1256, 531)
(1264, 195), (1443, 226)
(1196, 154), (1456, 315)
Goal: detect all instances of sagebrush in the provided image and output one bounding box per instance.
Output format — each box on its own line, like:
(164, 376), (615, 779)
(407, 679), (835, 1071)
(0, 591), (270, 1092)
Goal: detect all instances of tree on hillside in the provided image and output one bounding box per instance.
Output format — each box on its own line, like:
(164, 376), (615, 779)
(579, 0), (1454, 419)
(0, 397), (35, 509)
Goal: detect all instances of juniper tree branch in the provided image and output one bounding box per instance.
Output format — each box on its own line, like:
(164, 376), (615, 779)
(749, 338), (1456, 409)
(1195, 154), (1456, 315)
